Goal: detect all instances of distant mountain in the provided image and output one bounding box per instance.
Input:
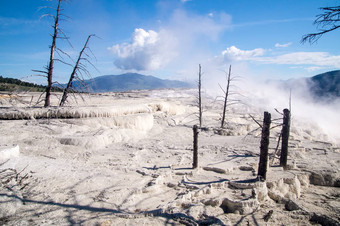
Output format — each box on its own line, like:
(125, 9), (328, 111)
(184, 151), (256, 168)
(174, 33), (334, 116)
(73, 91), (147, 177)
(77, 73), (193, 92)
(308, 70), (340, 98)
(276, 70), (340, 101)
(270, 70), (340, 101)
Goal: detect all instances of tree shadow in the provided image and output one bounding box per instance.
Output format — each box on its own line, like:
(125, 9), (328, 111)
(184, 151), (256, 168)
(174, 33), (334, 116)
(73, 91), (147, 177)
(234, 208), (260, 226)
(0, 192), (209, 225)
(231, 178), (259, 184)
(0, 193), (122, 213)
(182, 178), (229, 186)
(142, 166), (171, 170)
(207, 153), (257, 166)
(0, 170), (211, 225)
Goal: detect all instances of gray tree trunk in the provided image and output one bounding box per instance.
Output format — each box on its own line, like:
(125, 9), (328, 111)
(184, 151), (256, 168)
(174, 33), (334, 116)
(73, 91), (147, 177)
(258, 111), (271, 181)
(198, 64), (202, 128)
(221, 65), (231, 128)
(44, 0), (62, 107)
(193, 125), (199, 169)
(59, 35), (93, 107)
(280, 108), (291, 167)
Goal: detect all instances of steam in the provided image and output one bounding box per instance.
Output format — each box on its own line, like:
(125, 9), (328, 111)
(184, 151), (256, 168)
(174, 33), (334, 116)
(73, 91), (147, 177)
(108, 9), (231, 73)
(105, 6), (340, 143)
(207, 71), (340, 143)
(108, 28), (178, 71)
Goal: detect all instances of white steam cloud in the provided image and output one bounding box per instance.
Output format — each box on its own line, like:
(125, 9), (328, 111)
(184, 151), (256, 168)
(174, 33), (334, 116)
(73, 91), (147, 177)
(108, 28), (177, 71)
(109, 9), (231, 72)
(238, 77), (340, 143)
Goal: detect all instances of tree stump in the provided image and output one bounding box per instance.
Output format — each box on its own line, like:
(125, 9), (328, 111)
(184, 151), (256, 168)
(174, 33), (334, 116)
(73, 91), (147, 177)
(258, 111), (271, 181)
(193, 125), (199, 169)
(280, 109), (291, 168)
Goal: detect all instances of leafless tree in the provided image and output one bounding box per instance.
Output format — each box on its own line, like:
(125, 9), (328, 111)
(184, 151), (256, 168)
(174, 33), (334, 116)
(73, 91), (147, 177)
(59, 34), (96, 107)
(198, 64), (203, 128)
(301, 5), (340, 44)
(33, 0), (70, 107)
(219, 65), (242, 128)
(220, 65), (231, 128)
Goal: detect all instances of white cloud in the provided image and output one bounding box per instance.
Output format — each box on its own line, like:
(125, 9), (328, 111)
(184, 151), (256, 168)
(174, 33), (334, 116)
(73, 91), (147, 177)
(257, 52), (340, 68)
(109, 9), (231, 72)
(304, 66), (324, 72)
(221, 46), (265, 61)
(0, 16), (39, 26)
(181, 0), (192, 3)
(219, 46), (340, 69)
(108, 28), (177, 71)
(275, 42), (292, 48)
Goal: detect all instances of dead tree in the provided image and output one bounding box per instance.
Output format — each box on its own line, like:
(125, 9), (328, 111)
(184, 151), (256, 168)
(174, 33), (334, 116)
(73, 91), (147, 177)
(221, 65), (232, 128)
(280, 109), (291, 167)
(45, 0), (62, 107)
(198, 64), (203, 128)
(218, 65), (243, 129)
(302, 5), (340, 44)
(59, 34), (95, 107)
(193, 125), (199, 169)
(33, 0), (70, 107)
(257, 111), (271, 181)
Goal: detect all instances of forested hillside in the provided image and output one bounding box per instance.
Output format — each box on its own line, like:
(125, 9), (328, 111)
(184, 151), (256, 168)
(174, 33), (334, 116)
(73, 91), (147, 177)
(0, 76), (62, 92)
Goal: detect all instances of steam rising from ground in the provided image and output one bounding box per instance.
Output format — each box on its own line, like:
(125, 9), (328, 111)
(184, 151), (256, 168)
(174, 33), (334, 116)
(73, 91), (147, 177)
(201, 67), (340, 143)
(249, 79), (340, 143)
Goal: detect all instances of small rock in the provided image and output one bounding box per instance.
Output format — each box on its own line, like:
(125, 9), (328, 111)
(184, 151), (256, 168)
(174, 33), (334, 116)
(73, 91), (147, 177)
(167, 182), (177, 188)
(239, 166), (254, 171)
(203, 198), (221, 207)
(203, 167), (226, 174)
(285, 199), (300, 211)
(263, 210), (273, 222)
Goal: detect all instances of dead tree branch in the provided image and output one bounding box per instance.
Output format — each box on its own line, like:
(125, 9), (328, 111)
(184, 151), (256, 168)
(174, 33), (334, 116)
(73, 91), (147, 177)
(301, 5), (340, 44)
(249, 114), (263, 128)
(43, 0), (63, 107)
(221, 65), (232, 128)
(59, 34), (95, 106)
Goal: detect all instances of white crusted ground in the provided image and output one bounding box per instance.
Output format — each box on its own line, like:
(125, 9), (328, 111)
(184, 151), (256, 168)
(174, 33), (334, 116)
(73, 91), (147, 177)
(0, 90), (339, 225)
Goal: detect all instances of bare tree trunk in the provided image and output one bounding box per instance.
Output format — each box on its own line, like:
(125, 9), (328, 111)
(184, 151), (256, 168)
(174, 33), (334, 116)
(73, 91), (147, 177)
(280, 109), (291, 168)
(221, 65), (231, 128)
(198, 64), (202, 128)
(193, 125), (199, 169)
(44, 0), (62, 107)
(258, 111), (271, 181)
(59, 35), (93, 107)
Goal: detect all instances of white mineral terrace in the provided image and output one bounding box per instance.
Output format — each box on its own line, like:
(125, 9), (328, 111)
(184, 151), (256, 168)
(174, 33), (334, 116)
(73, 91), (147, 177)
(0, 90), (339, 225)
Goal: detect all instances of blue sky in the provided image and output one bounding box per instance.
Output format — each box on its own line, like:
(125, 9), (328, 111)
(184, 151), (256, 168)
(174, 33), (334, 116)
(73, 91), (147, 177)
(0, 0), (340, 84)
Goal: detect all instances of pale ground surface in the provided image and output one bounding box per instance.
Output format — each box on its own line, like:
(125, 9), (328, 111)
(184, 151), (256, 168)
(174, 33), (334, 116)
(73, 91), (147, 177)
(0, 89), (339, 225)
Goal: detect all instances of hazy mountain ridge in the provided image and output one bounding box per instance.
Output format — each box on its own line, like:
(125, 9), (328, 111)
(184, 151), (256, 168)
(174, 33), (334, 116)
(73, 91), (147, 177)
(274, 70), (340, 101)
(81, 73), (193, 92)
(308, 70), (340, 98)
(1, 71), (339, 97)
